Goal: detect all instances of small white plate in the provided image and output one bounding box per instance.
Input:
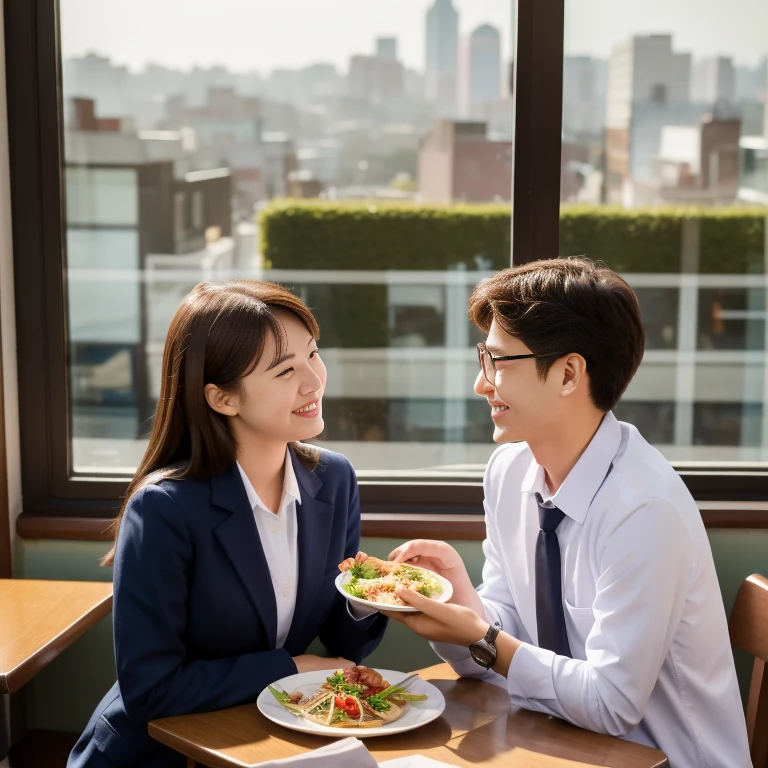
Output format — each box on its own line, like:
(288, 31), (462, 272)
(335, 565), (453, 613)
(257, 668), (445, 738)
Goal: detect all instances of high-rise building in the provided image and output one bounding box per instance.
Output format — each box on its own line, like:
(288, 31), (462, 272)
(605, 34), (700, 205)
(425, 0), (459, 117)
(465, 25), (502, 112)
(376, 37), (397, 61)
(692, 57), (736, 108)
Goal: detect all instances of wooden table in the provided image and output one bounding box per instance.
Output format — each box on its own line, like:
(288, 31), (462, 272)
(149, 663), (669, 767)
(0, 578), (114, 693)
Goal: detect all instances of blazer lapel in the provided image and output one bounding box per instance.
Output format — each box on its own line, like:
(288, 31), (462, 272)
(211, 463), (278, 647)
(284, 449), (334, 651)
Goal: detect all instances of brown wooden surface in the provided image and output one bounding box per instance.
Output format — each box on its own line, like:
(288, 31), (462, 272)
(729, 573), (768, 768)
(149, 663), (668, 768)
(0, 579), (113, 693)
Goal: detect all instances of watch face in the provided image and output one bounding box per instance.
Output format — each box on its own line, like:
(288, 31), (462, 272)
(469, 640), (496, 668)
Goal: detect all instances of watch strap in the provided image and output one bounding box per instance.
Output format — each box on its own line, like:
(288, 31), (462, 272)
(484, 622), (501, 645)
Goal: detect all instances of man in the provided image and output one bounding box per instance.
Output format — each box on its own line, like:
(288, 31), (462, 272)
(387, 258), (750, 767)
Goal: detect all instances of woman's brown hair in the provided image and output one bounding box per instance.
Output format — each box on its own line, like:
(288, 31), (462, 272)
(102, 280), (321, 566)
(468, 257), (645, 412)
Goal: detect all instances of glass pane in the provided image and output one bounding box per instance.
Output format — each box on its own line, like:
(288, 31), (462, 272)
(561, 0), (768, 461)
(60, 0), (515, 474)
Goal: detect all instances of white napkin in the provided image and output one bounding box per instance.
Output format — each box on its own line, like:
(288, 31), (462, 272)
(379, 757), (457, 768)
(248, 737), (378, 767)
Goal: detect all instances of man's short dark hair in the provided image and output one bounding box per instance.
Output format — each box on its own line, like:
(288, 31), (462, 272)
(468, 257), (645, 412)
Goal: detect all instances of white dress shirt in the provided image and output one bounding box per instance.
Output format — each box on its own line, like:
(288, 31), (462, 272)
(433, 412), (751, 768)
(237, 451), (301, 648)
(237, 451), (373, 649)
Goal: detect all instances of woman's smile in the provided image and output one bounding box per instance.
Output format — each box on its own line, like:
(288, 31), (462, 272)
(292, 398), (321, 418)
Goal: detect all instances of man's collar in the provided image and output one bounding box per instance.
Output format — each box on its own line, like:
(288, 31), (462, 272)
(521, 412), (621, 525)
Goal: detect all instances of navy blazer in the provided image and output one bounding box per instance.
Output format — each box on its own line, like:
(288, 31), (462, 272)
(68, 448), (387, 768)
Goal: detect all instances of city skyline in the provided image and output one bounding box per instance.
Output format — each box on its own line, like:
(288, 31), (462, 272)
(61, 0), (767, 76)
(61, 0), (511, 75)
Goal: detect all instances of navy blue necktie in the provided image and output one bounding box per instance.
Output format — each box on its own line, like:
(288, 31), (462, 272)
(535, 500), (572, 658)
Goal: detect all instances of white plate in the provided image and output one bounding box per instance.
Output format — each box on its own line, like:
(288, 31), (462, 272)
(335, 565), (453, 613)
(257, 668), (445, 738)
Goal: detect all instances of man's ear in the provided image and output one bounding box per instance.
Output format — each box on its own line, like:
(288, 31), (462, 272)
(560, 353), (588, 397)
(204, 383), (238, 416)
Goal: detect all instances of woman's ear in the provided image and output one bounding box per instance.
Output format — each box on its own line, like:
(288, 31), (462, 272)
(561, 353), (588, 396)
(204, 383), (238, 416)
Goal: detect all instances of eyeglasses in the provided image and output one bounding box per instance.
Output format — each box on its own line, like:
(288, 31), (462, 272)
(476, 342), (563, 385)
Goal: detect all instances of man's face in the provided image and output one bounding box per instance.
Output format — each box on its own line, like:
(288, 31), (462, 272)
(474, 319), (568, 444)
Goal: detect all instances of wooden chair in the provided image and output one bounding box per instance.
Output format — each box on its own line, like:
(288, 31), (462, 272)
(730, 573), (768, 768)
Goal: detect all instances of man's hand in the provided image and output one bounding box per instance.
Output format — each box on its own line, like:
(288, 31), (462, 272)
(390, 539), (485, 616)
(389, 539), (467, 581)
(385, 589), (521, 677)
(382, 588), (488, 646)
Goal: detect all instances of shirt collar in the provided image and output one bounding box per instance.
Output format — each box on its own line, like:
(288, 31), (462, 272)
(521, 411), (621, 525)
(236, 447), (302, 515)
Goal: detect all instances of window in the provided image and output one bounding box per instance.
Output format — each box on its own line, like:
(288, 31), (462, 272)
(561, 0), (768, 463)
(6, 0), (768, 520)
(56, 0), (516, 476)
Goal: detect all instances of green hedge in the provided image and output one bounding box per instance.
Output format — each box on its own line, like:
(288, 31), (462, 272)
(560, 206), (688, 273)
(699, 211), (767, 274)
(260, 201), (511, 271)
(260, 201), (766, 275)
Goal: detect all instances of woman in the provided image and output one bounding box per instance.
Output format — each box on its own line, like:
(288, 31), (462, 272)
(68, 281), (387, 768)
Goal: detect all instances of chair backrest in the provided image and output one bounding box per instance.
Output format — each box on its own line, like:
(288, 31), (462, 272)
(730, 573), (768, 768)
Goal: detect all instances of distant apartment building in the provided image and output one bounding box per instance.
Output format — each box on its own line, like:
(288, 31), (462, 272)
(348, 55), (405, 102)
(418, 121), (511, 202)
(262, 132), (299, 198)
(562, 56), (609, 141)
(425, 0), (459, 117)
(463, 24), (502, 115)
(738, 64), (768, 204)
(262, 64), (342, 108)
(63, 54), (130, 120)
(376, 38), (398, 61)
(692, 57), (736, 107)
(164, 87), (297, 212)
(633, 114), (741, 205)
(605, 34), (714, 206)
(296, 139), (341, 185)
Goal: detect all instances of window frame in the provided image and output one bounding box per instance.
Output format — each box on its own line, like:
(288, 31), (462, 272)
(5, 0), (768, 536)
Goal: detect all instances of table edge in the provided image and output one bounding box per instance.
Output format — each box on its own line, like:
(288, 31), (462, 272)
(0, 586), (113, 693)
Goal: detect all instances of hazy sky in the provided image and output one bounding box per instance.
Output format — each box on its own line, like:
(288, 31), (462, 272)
(61, 0), (767, 73)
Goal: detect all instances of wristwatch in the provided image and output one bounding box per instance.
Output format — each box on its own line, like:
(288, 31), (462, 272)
(469, 622), (501, 669)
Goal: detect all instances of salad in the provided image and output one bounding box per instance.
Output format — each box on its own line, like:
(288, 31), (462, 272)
(268, 666), (427, 728)
(338, 554), (444, 606)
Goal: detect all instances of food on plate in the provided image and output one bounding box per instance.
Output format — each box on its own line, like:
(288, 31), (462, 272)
(338, 552), (443, 606)
(268, 665), (427, 728)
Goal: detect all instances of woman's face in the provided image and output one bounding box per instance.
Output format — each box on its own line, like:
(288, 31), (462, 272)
(207, 311), (327, 448)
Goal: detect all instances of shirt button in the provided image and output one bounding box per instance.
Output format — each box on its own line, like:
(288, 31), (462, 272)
(282, 585), (291, 597)
(271, 527), (279, 534)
